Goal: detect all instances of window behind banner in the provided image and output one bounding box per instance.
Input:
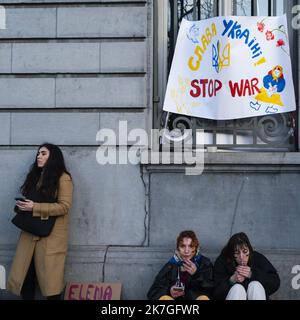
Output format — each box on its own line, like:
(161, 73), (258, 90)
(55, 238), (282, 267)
(154, 0), (297, 151)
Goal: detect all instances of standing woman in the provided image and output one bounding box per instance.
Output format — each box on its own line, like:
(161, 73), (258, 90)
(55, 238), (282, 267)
(213, 232), (280, 300)
(7, 143), (73, 300)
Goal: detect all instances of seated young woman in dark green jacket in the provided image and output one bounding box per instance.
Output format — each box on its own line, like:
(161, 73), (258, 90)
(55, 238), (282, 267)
(213, 232), (280, 300)
(147, 230), (214, 300)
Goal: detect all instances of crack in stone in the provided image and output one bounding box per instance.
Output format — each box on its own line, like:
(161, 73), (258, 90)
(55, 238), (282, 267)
(102, 245), (110, 282)
(140, 165), (149, 246)
(230, 177), (247, 237)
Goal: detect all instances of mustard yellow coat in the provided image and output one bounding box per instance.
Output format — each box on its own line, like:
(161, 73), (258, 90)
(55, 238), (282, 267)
(7, 172), (73, 297)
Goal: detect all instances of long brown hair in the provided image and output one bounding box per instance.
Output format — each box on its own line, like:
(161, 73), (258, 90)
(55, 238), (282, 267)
(221, 232), (254, 267)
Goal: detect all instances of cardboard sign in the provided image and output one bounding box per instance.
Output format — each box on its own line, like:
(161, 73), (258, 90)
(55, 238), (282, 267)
(163, 15), (296, 120)
(64, 282), (122, 300)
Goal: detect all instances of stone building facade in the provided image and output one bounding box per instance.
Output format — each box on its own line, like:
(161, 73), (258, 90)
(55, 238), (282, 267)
(0, 0), (300, 299)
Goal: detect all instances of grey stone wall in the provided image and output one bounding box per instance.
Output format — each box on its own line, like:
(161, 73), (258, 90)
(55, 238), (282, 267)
(0, 0), (300, 301)
(0, 0), (152, 299)
(150, 172), (300, 250)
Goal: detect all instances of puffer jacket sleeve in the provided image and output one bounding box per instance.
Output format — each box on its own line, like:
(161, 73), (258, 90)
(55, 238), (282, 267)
(250, 252), (280, 297)
(32, 173), (73, 219)
(185, 256), (214, 297)
(213, 255), (233, 300)
(147, 263), (174, 300)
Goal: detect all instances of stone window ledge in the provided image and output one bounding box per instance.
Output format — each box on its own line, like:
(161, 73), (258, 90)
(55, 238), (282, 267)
(140, 151), (300, 173)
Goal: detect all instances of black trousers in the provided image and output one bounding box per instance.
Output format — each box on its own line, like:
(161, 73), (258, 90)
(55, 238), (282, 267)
(21, 258), (61, 300)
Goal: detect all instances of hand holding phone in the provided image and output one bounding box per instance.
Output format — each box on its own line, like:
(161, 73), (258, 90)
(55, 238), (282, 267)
(173, 286), (184, 291)
(170, 284), (185, 298)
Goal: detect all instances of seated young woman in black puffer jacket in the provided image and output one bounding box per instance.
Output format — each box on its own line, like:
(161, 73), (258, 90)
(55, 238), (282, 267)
(147, 230), (214, 300)
(213, 232), (280, 300)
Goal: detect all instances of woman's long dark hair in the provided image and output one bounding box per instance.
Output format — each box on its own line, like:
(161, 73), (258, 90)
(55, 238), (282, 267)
(21, 143), (71, 198)
(221, 232), (254, 267)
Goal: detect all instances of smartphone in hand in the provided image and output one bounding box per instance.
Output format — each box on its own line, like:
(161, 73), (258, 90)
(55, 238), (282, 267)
(173, 286), (185, 291)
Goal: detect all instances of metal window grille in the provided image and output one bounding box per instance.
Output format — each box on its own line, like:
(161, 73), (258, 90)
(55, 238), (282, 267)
(157, 0), (298, 151)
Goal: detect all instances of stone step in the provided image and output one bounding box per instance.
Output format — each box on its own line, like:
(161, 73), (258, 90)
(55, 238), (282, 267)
(1, 247), (299, 300)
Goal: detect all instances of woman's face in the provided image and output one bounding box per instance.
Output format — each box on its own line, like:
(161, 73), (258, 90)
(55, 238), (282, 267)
(37, 147), (50, 168)
(234, 244), (250, 266)
(178, 237), (197, 260)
